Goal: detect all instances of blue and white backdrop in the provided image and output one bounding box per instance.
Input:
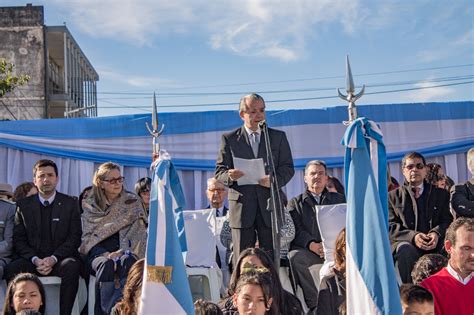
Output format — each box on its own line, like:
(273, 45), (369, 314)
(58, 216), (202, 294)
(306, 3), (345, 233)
(0, 101), (472, 209)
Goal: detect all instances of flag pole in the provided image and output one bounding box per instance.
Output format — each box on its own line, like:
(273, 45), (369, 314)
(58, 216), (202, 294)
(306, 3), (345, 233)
(340, 56), (402, 315)
(141, 93), (195, 314)
(338, 55), (365, 124)
(146, 92), (165, 155)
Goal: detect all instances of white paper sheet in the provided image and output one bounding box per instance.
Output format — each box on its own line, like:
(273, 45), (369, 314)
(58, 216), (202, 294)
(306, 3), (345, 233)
(232, 157), (266, 185)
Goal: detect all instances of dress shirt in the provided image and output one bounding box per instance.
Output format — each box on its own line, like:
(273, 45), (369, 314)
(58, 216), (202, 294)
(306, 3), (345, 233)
(447, 262), (473, 285)
(38, 191), (56, 206)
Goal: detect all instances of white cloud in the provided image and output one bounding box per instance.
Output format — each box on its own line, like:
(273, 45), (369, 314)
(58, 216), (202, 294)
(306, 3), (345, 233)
(46, 0), (419, 62)
(99, 68), (178, 88)
(49, 0), (196, 46)
(402, 79), (455, 102)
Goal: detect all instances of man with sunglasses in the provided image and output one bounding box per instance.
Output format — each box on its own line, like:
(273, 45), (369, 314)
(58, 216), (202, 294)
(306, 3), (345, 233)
(389, 152), (453, 283)
(5, 159), (82, 315)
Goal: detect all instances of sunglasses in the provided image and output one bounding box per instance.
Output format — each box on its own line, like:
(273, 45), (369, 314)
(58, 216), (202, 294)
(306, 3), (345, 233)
(404, 163), (425, 170)
(103, 176), (125, 184)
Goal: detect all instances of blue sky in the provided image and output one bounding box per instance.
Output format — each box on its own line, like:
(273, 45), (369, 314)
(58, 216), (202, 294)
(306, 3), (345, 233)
(5, 0), (474, 116)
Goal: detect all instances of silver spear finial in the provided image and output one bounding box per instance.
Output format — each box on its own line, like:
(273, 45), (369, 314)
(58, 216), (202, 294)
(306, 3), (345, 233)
(146, 92), (165, 154)
(338, 55), (365, 125)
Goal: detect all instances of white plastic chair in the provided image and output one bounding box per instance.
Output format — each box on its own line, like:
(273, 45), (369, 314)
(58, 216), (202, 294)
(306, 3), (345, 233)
(39, 276), (86, 315)
(183, 208), (221, 303)
(88, 275), (96, 315)
(316, 203), (347, 280)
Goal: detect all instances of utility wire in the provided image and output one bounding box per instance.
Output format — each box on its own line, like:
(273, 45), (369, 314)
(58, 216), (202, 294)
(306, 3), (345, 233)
(95, 80), (474, 109)
(95, 74), (474, 100)
(4, 80), (472, 110)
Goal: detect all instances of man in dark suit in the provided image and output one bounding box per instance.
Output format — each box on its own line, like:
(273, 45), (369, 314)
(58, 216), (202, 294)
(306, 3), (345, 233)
(389, 152), (453, 283)
(215, 93), (294, 263)
(288, 160), (345, 312)
(5, 159), (82, 315)
(450, 147), (474, 218)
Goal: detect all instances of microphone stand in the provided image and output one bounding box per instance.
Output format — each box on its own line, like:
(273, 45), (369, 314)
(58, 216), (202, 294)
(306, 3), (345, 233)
(259, 121), (284, 270)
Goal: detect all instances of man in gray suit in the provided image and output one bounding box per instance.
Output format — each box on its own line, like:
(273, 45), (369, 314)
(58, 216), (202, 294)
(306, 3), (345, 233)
(215, 93), (294, 262)
(0, 196), (15, 279)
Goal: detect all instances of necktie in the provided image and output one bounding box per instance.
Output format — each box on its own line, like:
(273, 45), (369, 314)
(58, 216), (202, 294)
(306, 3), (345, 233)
(251, 132), (259, 157)
(44, 200), (50, 206)
(412, 187), (421, 199)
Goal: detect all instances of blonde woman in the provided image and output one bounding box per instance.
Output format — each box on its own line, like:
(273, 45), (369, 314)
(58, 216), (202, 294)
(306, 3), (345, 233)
(80, 162), (147, 315)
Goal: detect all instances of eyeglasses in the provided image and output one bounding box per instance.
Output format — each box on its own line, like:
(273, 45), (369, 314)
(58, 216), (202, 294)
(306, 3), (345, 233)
(208, 188), (225, 193)
(102, 176), (124, 184)
(140, 188), (150, 194)
(404, 163), (425, 170)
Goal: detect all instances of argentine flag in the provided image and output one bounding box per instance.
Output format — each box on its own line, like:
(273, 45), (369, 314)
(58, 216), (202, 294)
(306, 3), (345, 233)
(140, 152), (194, 315)
(342, 117), (402, 314)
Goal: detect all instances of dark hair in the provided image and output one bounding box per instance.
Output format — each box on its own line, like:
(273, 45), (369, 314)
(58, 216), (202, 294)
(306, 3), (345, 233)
(401, 152), (426, 168)
(194, 299), (223, 315)
(33, 159), (58, 177)
(400, 284), (433, 306)
(13, 182), (36, 202)
(113, 259), (145, 315)
(134, 177), (151, 196)
(411, 254), (448, 285)
(78, 186), (93, 214)
(425, 163), (444, 185)
(327, 176), (345, 195)
(227, 248), (280, 314)
(234, 270), (274, 314)
(304, 160), (327, 174)
(3, 273), (46, 315)
(333, 228), (346, 275)
(445, 217), (474, 247)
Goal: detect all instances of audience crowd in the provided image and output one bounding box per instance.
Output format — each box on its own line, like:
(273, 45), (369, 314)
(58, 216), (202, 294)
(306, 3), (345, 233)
(0, 146), (472, 315)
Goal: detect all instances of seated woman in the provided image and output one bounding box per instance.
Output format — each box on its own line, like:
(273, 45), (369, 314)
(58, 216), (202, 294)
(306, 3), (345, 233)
(134, 177), (151, 217)
(426, 163), (448, 190)
(2, 273), (46, 315)
(220, 247), (302, 315)
(316, 228), (346, 315)
(232, 270), (274, 315)
(80, 162), (148, 315)
(326, 176), (345, 196)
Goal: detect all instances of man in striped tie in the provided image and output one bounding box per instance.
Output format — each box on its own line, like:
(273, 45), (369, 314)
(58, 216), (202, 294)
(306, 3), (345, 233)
(215, 93), (294, 264)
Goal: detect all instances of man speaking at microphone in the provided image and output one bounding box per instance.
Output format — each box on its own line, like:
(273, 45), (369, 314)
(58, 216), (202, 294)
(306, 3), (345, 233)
(215, 93), (294, 263)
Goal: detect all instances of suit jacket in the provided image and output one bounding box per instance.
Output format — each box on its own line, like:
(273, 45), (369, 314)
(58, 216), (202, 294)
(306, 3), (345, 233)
(206, 205), (229, 217)
(388, 182), (452, 253)
(215, 126), (294, 228)
(13, 192), (82, 261)
(450, 180), (474, 218)
(288, 189), (346, 250)
(0, 199), (15, 262)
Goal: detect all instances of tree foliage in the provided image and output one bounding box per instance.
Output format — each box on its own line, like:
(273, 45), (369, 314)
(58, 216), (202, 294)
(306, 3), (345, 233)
(0, 58), (30, 97)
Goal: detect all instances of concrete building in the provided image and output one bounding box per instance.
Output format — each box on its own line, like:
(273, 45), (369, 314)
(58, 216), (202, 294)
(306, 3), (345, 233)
(0, 4), (99, 120)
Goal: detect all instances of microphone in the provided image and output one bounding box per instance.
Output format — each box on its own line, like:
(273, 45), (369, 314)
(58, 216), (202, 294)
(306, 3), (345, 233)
(258, 120), (266, 129)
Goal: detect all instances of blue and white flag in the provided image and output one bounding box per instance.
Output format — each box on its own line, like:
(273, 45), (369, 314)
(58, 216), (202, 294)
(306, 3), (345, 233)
(140, 152), (194, 315)
(342, 117), (402, 315)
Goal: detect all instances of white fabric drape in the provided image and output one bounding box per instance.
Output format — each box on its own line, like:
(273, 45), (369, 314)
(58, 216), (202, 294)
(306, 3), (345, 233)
(0, 101), (472, 209)
(0, 147), (469, 210)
